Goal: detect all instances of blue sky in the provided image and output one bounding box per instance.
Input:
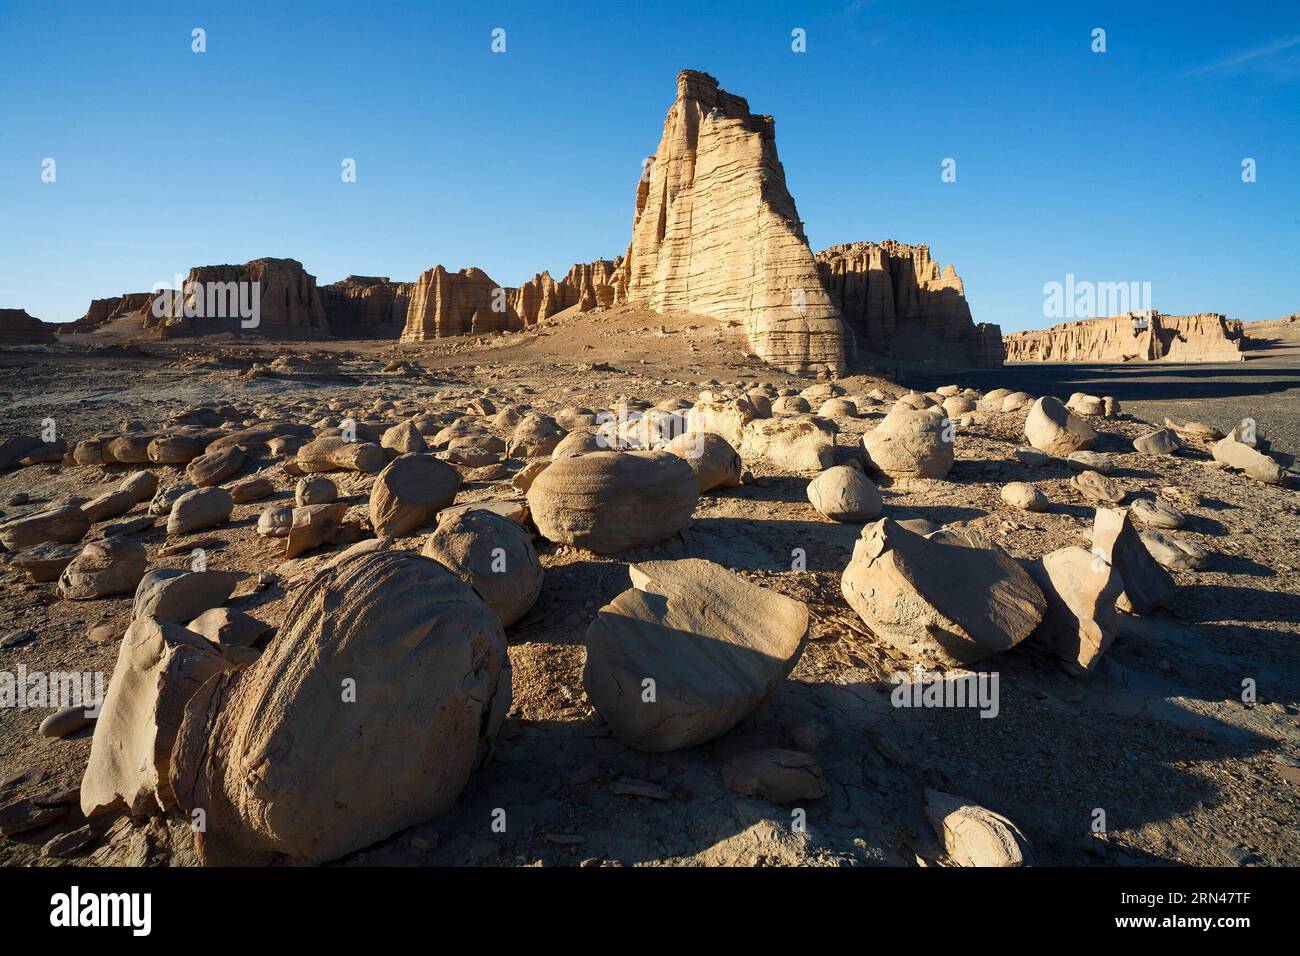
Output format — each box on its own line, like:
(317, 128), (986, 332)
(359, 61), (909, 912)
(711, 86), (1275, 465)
(1, 0), (1296, 330)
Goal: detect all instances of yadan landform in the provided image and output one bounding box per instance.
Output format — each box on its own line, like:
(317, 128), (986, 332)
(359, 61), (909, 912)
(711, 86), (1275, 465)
(1, 69), (1298, 871)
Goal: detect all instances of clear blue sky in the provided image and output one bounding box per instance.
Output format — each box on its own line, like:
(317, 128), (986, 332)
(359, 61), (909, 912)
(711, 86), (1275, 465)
(1, 0), (1297, 330)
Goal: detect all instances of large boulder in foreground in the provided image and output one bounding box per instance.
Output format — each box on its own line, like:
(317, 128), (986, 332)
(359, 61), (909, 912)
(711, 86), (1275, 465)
(528, 451), (698, 554)
(840, 519), (1046, 666)
(583, 558), (808, 751)
(81, 618), (242, 818)
(57, 537), (147, 600)
(369, 454), (461, 537)
(806, 465), (882, 522)
(421, 509), (543, 627)
(1027, 546), (1124, 676)
(863, 408), (954, 479)
(169, 551), (510, 865)
(1023, 396), (1096, 457)
(0, 505), (89, 550)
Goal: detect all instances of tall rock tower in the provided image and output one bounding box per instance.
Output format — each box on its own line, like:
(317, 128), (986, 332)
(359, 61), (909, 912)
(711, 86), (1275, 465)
(616, 70), (848, 374)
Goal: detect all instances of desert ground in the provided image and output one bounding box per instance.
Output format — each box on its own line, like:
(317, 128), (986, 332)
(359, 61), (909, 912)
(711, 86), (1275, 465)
(0, 306), (1297, 868)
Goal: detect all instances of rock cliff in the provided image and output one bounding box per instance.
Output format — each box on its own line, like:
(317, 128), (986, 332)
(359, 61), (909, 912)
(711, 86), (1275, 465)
(0, 309), (56, 344)
(510, 259), (620, 325)
(814, 240), (1002, 368)
(66, 293), (161, 333)
(320, 276), (411, 336)
(615, 70), (848, 374)
(400, 266), (522, 341)
(149, 258), (328, 337)
(1003, 312), (1246, 363)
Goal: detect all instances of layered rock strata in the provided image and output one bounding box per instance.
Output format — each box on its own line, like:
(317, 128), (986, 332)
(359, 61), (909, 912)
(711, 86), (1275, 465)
(1004, 313), (1245, 363)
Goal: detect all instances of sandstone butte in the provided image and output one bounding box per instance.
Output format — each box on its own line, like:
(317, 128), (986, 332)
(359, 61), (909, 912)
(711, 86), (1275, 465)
(815, 240), (1003, 368)
(613, 69), (849, 375)
(1004, 312), (1246, 363)
(29, 69), (1006, 374)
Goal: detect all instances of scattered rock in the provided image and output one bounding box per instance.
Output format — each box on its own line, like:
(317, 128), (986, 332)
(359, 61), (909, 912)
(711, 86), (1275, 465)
(1028, 546), (1124, 675)
(421, 508), (543, 627)
(807, 465), (883, 521)
(1000, 482), (1049, 512)
(1133, 428), (1182, 456)
(862, 408), (954, 479)
(57, 536), (147, 600)
(1090, 508), (1174, 614)
(369, 454), (461, 537)
(924, 789), (1032, 867)
(722, 750), (829, 803)
(1024, 396), (1096, 456)
(166, 487), (234, 534)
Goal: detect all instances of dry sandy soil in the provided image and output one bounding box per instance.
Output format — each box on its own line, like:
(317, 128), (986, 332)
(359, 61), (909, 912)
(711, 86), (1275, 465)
(0, 305), (1297, 867)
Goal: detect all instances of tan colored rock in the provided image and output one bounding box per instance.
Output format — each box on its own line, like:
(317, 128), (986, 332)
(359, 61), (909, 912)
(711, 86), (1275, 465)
(8, 542), (81, 582)
(1028, 546), (1124, 675)
(1090, 508), (1174, 614)
(1130, 497), (1185, 529)
(369, 454), (461, 537)
(507, 414), (564, 458)
(528, 451), (698, 554)
(1000, 482), (1049, 512)
(295, 475), (338, 506)
(57, 537), (148, 600)
(840, 518), (1046, 665)
(740, 416), (836, 472)
(807, 465), (882, 521)
(1140, 530), (1208, 571)
(1070, 469), (1124, 504)
(1133, 428), (1181, 455)
(80, 489), (136, 523)
(924, 789), (1032, 867)
(169, 551), (510, 865)
(1004, 312), (1245, 363)
(399, 265), (521, 340)
(421, 509), (543, 627)
(381, 420), (427, 454)
(615, 70), (847, 374)
(815, 241), (1001, 368)
(133, 569), (241, 623)
(80, 617), (241, 817)
(583, 559), (808, 751)
(296, 437), (386, 474)
(662, 432), (742, 492)
(256, 504), (293, 537)
(147, 434), (205, 465)
(228, 474), (274, 504)
(1212, 436), (1287, 485)
(119, 470), (159, 503)
(285, 503), (349, 558)
(510, 459), (549, 492)
(185, 445), (245, 487)
(685, 396), (757, 448)
(0, 505), (90, 550)
(186, 607), (272, 647)
(1024, 396), (1096, 456)
(166, 487), (233, 534)
(863, 408), (954, 479)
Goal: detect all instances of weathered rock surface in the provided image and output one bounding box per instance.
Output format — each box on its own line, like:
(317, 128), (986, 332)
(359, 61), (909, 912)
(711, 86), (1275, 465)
(133, 569), (241, 624)
(815, 241), (1002, 368)
(166, 487), (233, 534)
(924, 789), (1032, 867)
(57, 537), (148, 600)
(149, 258), (328, 337)
(863, 407), (954, 478)
(285, 503), (349, 558)
(615, 70), (847, 373)
(1024, 396), (1097, 456)
(296, 437), (386, 475)
(369, 454), (461, 536)
(662, 432), (742, 492)
(1090, 508), (1174, 614)
(807, 465), (882, 521)
(1133, 428), (1182, 455)
(527, 451), (698, 553)
(169, 551), (510, 865)
(583, 559), (808, 751)
(1000, 482), (1049, 512)
(1212, 436), (1287, 485)
(400, 266), (521, 340)
(421, 509), (543, 627)
(740, 416), (836, 472)
(1004, 312), (1246, 363)
(0, 505), (90, 550)
(840, 519), (1046, 665)
(1028, 546), (1124, 675)
(81, 618), (241, 817)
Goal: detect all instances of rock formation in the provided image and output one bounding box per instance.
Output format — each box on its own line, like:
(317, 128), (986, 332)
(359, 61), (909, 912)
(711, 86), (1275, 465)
(614, 70), (848, 374)
(149, 258), (329, 337)
(400, 266), (522, 340)
(320, 276), (411, 335)
(1004, 312), (1246, 363)
(0, 308), (56, 344)
(509, 260), (621, 325)
(64, 293), (161, 333)
(814, 241), (1003, 367)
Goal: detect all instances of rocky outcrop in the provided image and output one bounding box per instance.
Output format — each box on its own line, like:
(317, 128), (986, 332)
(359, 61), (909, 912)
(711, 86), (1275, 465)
(814, 241), (1002, 368)
(0, 309), (56, 344)
(509, 260), (621, 325)
(614, 70), (848, 374)
(400, 266), (522, 340)
(64, 293), (161, 333)
(320, 276), (411, 335)
(147, 258), (328, 337)
(1004, 312), (1246, 363)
